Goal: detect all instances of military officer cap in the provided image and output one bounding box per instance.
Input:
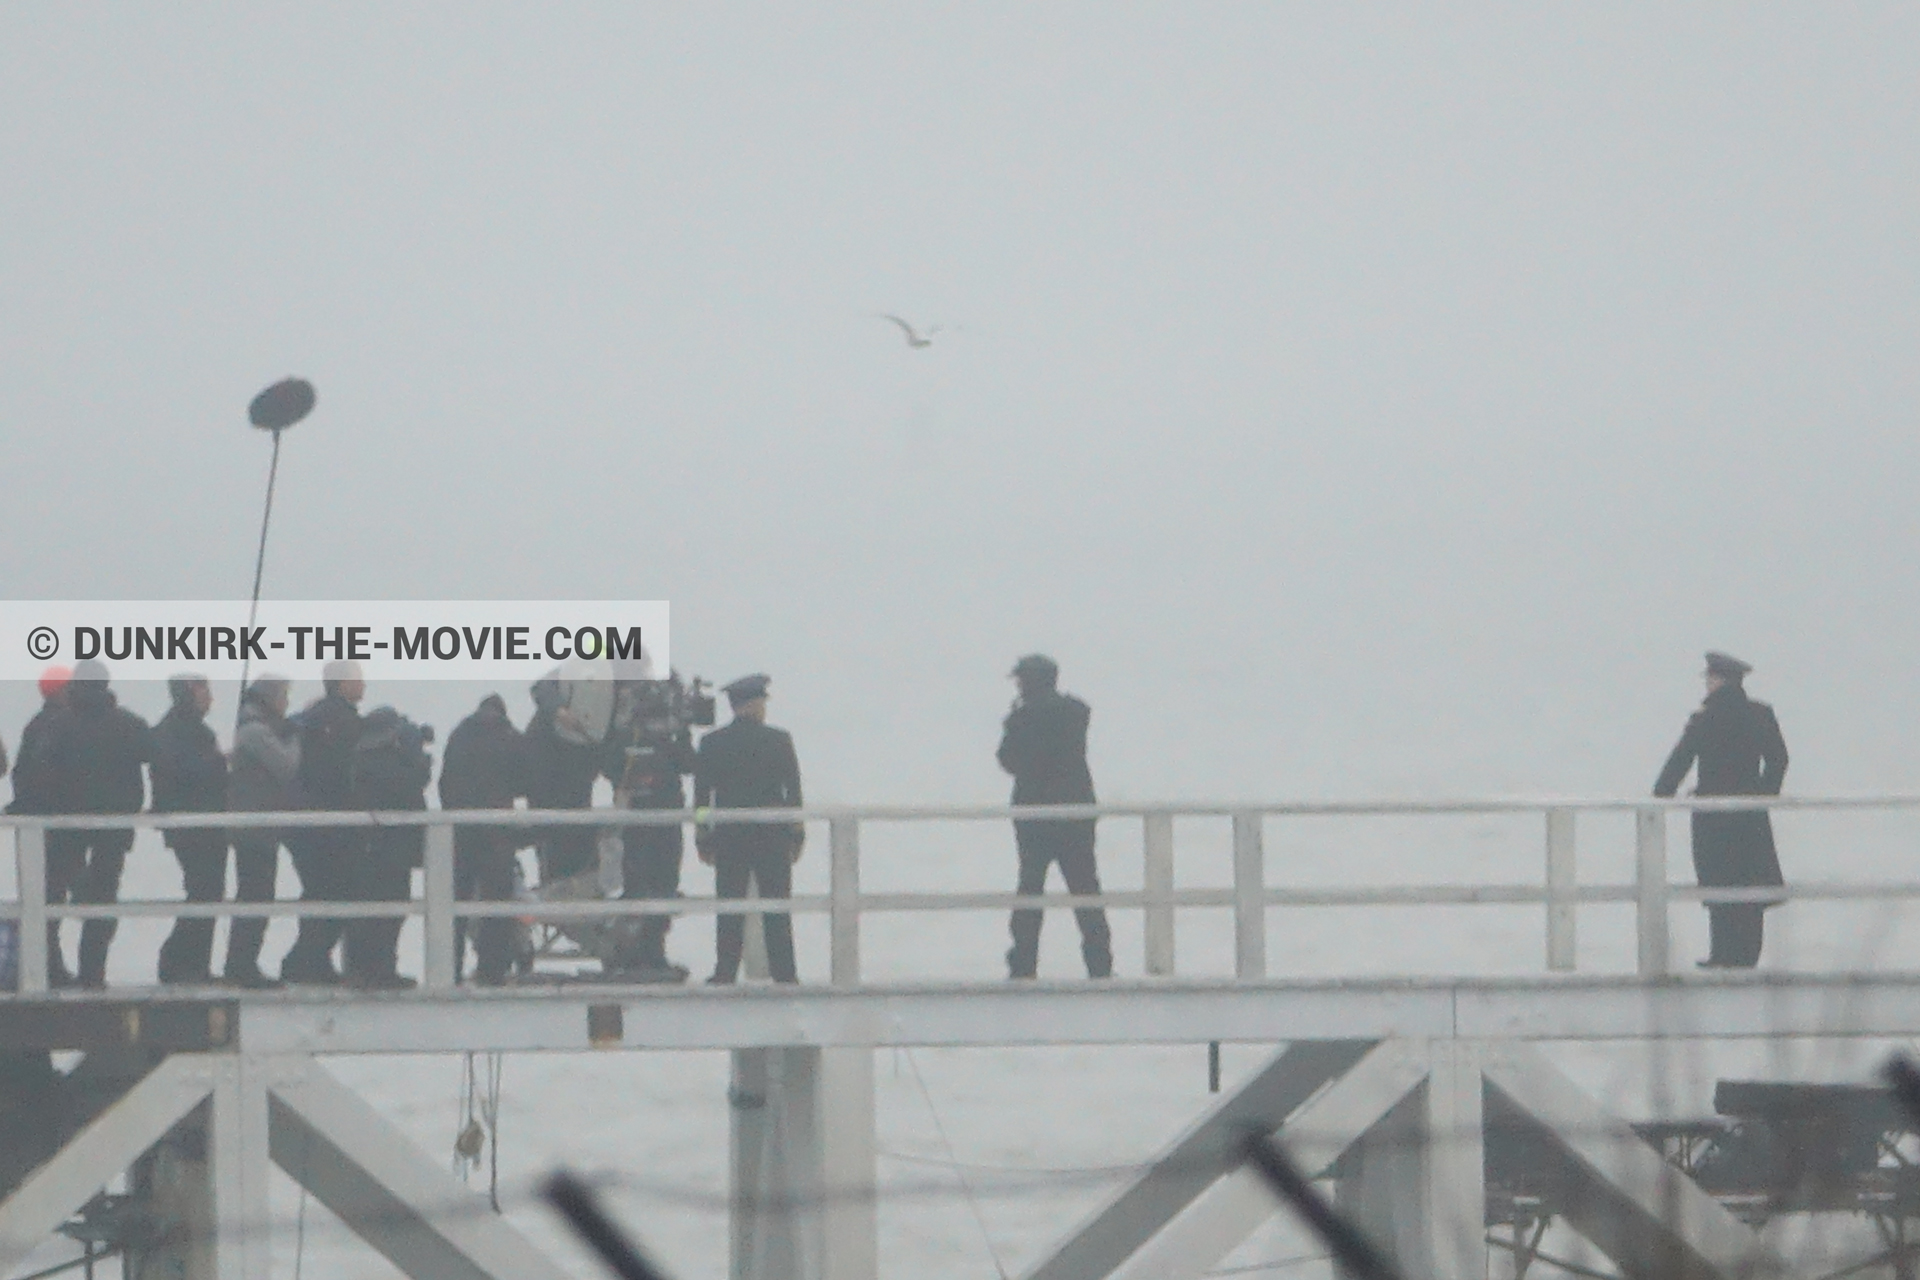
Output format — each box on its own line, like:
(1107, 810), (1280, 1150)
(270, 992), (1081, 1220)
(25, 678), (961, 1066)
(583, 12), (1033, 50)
(1704, 651), (1753, 680)
(723, 673), (772, 705)
(1010, 653), (1058, 681)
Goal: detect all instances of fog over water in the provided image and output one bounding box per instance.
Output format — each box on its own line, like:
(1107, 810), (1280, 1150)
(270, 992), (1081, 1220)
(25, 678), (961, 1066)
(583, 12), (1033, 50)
(3, 5), (1916, 813)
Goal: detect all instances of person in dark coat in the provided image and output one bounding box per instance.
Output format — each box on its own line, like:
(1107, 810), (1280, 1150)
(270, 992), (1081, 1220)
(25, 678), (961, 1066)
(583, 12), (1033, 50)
(440, 693), (525, 985)
(343, 704), (432, 989)
(226, 676), (300, 987)
(605, 678), (698, 976)
(8, 667), (75, 985)
(151, 675), (230, 985)
(1654, 651), (1790, 968)
(279, 660), (367, 984)
(998, 654), (1112, 979)
(38, 660), (153, 988)
(522, 674), (602, 885)
(695, 674), (804, 984)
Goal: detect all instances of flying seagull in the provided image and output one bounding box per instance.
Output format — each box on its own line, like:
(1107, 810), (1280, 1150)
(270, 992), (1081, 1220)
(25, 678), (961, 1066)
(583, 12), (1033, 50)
(880, 314), (941, 349)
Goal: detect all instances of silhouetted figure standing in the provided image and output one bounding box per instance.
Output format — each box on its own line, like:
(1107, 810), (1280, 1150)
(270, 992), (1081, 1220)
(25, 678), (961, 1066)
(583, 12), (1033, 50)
(440, 693), (525, 985)
(999, 654), (1112, 979)
(606, 679), (698, 976)
(1654, 651), (1789, 969)
(40, 660), (153, 989)
(523, 675), (601, 885)
(344, 704), (432, 989)
(152, 675), (229, 985)
(280, 660), (366, 985)
(696, 675), (803, 985)
(226, 676), (300, 987)
(8, 667), (75, 986)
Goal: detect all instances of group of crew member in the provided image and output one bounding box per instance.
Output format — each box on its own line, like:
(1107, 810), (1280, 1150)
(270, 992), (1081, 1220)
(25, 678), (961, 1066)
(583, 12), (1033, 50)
(0, 646), (1793, 990)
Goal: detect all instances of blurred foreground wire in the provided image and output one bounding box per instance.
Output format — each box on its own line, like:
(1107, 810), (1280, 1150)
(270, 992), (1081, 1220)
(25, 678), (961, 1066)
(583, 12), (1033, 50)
(1238, 1129), (1402, 1280)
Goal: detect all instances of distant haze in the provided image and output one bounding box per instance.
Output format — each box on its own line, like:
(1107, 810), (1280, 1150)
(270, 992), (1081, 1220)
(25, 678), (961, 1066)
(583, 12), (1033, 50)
(3, 6), (1916, 807)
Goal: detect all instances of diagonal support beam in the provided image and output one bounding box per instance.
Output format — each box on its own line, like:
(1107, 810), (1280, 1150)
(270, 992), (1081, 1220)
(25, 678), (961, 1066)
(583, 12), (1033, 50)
(1110, 1038), (1435, 1280)
(1481, 1043), (1775, 1280)
(1022, 1039), (1377, 1280)
(0, 1056), (213, 1276)
(267, 1056), (571, 1280)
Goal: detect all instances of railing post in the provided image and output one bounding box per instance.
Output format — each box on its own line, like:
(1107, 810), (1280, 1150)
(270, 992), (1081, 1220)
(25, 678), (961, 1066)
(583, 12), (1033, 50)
(1142, 813), (1175, 976)
(829, 817), (861, 987)
(16, 824), (49, 994)
(422, 820), (456, 990)
(1231, 811), (1266, 979)
(1545, 808), (1577, 972)
(1635, 806), (1669, 977)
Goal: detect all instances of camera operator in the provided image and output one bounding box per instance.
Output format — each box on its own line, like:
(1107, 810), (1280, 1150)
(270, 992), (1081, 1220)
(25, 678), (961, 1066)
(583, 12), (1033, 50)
(603, 674), (709, 977)
(344, 705), (434, 989)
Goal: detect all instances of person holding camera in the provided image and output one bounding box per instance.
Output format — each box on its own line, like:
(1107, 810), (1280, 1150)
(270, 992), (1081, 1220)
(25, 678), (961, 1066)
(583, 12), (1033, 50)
(695, 674), (803, 985)
(605, 675), (705, 977)
(999, 654), (1112, 980)
(280, 659), (367, 984)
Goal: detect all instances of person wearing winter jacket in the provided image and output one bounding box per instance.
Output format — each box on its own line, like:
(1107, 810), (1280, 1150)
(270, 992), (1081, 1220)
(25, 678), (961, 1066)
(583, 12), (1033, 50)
(152, 675), (230, 984)
(225, 676), (301, 987)
(439, 693), (526, 984)
(279, 660), (366, 984)
(8, 667), (74, 985)
(37, 660), (152, 989)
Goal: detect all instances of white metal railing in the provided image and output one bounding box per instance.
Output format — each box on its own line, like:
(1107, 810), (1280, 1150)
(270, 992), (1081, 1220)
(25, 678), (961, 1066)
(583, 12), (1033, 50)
(3, 795), (1919, 996)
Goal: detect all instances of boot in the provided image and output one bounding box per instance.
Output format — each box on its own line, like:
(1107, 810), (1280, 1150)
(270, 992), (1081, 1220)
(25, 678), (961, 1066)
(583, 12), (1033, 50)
(1083, 940), (1113, 980)
(77, 921), (115, 990)
(45, 926), (75, 988)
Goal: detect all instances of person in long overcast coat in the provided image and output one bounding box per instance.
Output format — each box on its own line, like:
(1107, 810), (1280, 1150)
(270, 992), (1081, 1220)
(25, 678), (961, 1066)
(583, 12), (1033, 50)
(1653, 651), (1789, 968)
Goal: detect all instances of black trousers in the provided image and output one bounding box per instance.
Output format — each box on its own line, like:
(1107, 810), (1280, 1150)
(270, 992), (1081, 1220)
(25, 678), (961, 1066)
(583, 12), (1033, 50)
(620, 823), (684, 967)
(346, 828), (421, 980)
(42, 832), (86, 982)
(225, 832), (283, 977)
(711, 833), (796, 984)
(1009, 818), (1112, 978)
(455, 827), (519, 983)
(157, 830), (229, 983)
(1706, 905), (1766, 967)
(281, 829), (365, 979)
(46, 828), (134, 986)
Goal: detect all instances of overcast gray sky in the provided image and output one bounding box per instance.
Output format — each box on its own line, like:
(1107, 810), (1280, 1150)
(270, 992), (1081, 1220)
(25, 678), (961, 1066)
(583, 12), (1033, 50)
(3, 5), (1916, 806)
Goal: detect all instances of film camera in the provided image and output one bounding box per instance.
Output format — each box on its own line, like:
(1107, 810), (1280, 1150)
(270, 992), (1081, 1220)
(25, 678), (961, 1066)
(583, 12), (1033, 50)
(613, 671), (715, 738)
(604, 671), (713, 803)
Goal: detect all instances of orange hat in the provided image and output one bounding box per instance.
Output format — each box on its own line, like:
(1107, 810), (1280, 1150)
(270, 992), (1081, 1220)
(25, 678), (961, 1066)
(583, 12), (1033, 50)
(38, 665), (73, 699)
